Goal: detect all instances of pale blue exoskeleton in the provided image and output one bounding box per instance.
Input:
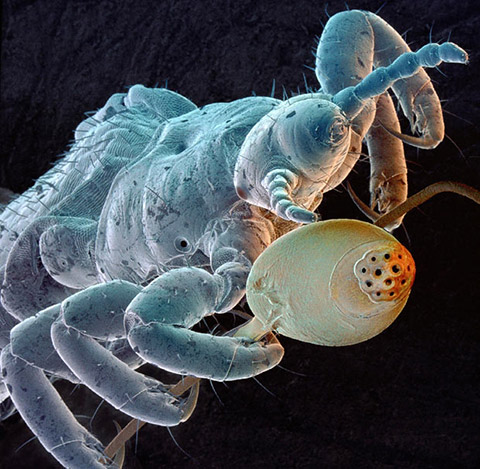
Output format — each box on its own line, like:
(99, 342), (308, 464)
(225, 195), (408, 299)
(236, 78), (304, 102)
(0, 9), (472, 469)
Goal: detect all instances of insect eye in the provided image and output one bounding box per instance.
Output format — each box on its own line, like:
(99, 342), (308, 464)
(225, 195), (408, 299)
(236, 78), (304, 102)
(174, 236), (192, 253)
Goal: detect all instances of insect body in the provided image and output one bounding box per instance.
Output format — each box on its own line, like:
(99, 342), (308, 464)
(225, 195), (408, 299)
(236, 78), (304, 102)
(0, 10), (469, 468)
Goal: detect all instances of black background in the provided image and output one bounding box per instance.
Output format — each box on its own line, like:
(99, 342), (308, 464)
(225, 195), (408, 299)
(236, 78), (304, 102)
(1, 1), (479, 468)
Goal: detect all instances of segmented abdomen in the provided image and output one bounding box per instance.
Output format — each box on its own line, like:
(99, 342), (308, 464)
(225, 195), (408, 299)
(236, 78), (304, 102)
(0, 86), (197, 267)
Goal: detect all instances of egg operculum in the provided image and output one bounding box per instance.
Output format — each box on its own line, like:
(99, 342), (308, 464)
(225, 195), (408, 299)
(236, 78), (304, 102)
(329, 240), (416, 321)
(354, 243), (416, 304)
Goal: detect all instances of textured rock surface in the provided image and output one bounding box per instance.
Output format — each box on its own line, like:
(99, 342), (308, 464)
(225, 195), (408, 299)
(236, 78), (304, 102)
(1, 0), (479, 467)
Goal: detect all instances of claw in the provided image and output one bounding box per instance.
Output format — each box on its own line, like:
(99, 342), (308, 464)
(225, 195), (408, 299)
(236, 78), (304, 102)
(346, 182), (380, 223)
(101, 380), (199, 465)
(51, 318), (194, 426)
(103, 315), (280, 461)
(347, 182), (405, 232)
(101, 381), (199, 466)
(177, 379), (200, 423)
(379, 122), (441, 149)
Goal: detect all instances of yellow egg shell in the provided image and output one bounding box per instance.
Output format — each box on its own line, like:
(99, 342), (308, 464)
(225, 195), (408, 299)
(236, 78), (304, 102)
(246, 219), (415, 346)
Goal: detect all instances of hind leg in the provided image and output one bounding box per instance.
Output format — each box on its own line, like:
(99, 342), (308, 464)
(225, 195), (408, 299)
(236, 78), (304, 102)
(1, 216), (98, 320)
(1, 345), (113, 468)
(2, 279), (198, 468)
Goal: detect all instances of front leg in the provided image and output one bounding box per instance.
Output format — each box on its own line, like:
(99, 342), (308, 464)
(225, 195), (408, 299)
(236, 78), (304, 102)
(49, 281), (199, 426)
(127, 212), (284, 380)
(315, 10), (467, 228)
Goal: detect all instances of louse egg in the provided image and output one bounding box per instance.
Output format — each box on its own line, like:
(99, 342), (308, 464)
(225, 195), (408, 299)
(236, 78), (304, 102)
(246, 219), (415, 346)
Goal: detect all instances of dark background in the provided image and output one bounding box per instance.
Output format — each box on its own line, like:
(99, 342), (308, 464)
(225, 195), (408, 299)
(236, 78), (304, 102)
(1, 0), (479, 468)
